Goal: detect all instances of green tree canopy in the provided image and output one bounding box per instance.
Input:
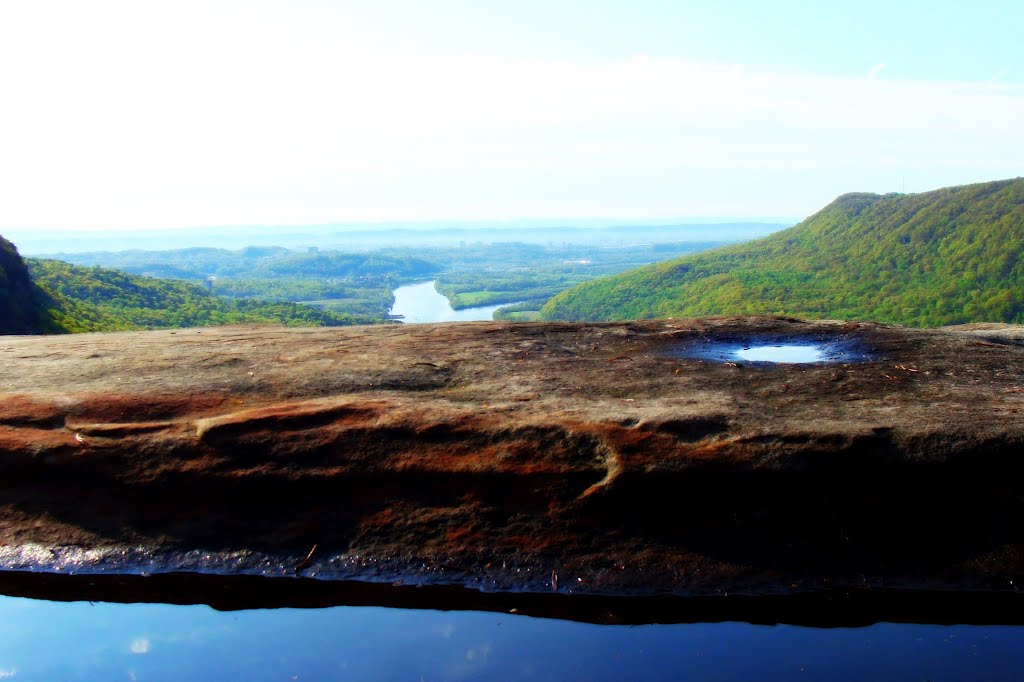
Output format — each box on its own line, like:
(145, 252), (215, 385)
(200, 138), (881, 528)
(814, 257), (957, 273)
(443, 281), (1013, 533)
(542, 178), (1024, 327)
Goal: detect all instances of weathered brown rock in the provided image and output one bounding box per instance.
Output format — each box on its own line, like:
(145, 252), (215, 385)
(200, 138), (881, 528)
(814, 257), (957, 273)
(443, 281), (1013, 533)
(1, 316), (1022, 599)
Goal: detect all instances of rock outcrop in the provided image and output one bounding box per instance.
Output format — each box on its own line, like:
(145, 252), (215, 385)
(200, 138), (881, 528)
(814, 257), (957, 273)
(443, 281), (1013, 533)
(1, 317), (1022, 603)
(0, 234), (46, 335)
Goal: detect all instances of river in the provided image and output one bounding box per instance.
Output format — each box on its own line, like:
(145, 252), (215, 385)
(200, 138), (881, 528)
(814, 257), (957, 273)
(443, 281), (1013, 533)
(389, 280), (513, 323)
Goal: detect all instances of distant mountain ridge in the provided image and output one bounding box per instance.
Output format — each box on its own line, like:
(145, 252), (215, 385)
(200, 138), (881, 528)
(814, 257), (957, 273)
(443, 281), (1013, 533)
(541, 178), (1024, 327)
(10, 221), (790, 254)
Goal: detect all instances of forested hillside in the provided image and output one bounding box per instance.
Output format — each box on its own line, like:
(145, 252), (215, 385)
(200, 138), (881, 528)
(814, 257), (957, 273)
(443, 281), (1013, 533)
(542, 178), (1024, 327)
(27, 260), (372, 333)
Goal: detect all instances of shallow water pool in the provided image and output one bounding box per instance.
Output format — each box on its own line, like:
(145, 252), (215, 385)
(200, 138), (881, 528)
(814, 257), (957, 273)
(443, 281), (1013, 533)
(735, 343), (826, 363)
(671, 336), (873, 365)
(0, 595), (1021, 681)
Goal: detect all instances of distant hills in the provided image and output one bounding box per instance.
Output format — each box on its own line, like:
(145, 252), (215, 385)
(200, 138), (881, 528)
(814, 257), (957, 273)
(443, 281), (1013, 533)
(26, 260), (373, 333)
(8, 221), (790, 255)
(542, 179), (1024, 327)
(7, 178), (1024, 334)
(37, 246), (438, 282)
(0, 233), (377, 335)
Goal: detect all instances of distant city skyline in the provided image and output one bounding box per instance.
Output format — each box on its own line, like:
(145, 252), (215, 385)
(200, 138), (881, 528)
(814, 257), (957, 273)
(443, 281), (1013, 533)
(1, 0), (1021, 231)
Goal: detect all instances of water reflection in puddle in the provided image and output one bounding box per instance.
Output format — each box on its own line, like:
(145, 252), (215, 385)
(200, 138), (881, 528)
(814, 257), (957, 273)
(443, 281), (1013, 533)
(0, 596), (1021, 681)
(735, 344), (825, 363)
(671, 336), (872, 365)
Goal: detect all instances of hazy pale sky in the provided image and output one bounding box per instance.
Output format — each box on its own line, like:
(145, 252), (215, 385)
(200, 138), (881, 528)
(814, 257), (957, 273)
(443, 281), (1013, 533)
(1, 0), (1022, 230)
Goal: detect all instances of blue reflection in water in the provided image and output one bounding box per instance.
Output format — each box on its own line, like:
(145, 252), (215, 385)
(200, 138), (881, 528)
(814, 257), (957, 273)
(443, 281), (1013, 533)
(0, 596), (1021, 681)
(735, 344), (825, 363)
(672, 336), (873, 365)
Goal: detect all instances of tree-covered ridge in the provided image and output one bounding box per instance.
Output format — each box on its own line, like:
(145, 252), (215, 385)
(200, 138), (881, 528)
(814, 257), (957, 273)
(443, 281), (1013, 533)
(541, 178), (1024, 327)
(27, 259), (375, 333)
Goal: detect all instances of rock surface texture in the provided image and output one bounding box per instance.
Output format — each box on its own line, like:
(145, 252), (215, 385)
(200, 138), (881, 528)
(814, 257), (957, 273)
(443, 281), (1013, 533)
(1, 317), (1022, 599)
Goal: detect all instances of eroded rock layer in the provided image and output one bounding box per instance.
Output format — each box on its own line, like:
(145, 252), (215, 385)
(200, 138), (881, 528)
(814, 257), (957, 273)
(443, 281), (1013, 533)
(1, 317), (1022, 597)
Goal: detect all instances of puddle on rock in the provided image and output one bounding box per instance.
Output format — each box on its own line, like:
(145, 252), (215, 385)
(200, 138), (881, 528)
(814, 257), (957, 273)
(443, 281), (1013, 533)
(669, 336), (873, 365)
(736, 344), (825, 363)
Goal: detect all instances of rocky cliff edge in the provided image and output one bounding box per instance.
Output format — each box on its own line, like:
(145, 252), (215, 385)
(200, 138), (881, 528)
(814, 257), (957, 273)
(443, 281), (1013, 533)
(1, 317), (1022, 605)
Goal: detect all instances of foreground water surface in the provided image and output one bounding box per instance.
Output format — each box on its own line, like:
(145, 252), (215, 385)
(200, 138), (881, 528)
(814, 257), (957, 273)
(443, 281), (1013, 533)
(1, 595), (1022, 681)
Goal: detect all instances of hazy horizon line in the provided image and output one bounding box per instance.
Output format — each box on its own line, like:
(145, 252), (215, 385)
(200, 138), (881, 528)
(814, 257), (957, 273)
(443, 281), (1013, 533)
(2, 216), (801, 235)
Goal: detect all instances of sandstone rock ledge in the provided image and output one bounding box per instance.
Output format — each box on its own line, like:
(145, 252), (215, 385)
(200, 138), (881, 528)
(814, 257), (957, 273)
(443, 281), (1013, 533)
(1, 316), (1022, 605)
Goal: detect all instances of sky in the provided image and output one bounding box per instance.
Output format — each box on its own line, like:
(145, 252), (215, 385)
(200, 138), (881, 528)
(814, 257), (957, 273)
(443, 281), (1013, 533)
(0, 0), (1022, 231)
